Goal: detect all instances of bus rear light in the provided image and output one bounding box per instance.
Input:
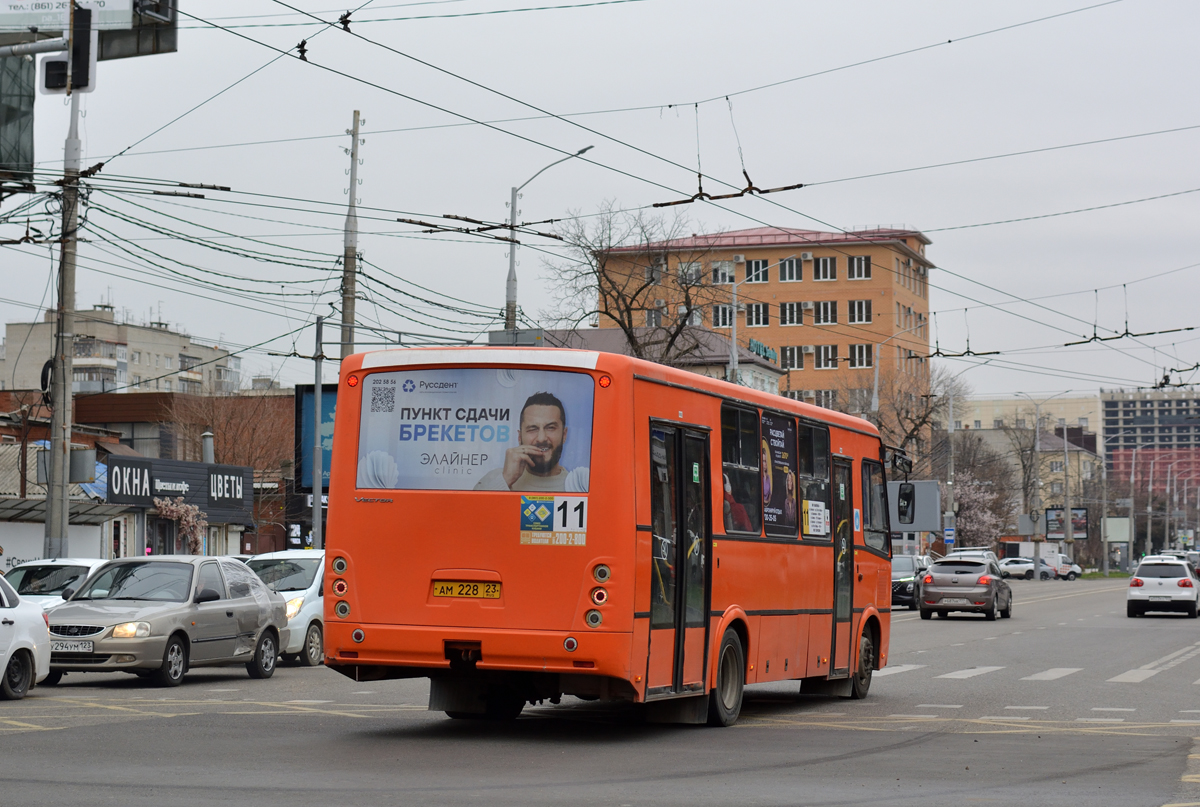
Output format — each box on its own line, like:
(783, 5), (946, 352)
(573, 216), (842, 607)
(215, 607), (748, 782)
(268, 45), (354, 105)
(351, 629), (365, 643)
(585, 610), (603, 628)
(347, 375), (359, 387)
(332, 557), (348, 574)
(339, 650), (359, 659)
(563, 637), (578, 652)
(333, 579), (349, 596)
(334, 601), (351, 618)
(573, 660), (595, 668)
(598, 375), (612, 388)
(593, 564), (611, 583)
(591, 587), (608, 605)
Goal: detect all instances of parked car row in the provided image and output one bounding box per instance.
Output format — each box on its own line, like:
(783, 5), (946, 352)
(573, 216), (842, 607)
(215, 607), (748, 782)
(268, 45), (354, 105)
(0, 549), (325, 700)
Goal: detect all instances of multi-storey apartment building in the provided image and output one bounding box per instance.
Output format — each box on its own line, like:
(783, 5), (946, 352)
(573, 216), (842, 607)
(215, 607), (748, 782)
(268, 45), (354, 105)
(0, 303), (239, 395)
(600, 226), (933, 406)
(1103, 389), (1200, 492)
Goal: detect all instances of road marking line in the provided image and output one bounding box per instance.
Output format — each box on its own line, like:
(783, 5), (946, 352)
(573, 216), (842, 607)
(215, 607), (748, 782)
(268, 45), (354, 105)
(351, 691), (377, 695)
(888, 714), (939, 718)
(1093, 707), (1136, 712)
(285, 700), (334, 704)
(206, 688), (241, 692)
(937, 666), (1005, 679)
(1108, 669), (1160, 683)
(1181, 711), (1200, 714)
(1172, 720), (1200, 724)
(875, 664), (925, 677)
(1078, 718), (1125, 722)
(982, 715), (1030, 720)
(917, 704), (962, 708)
(1005, 706), (1049, 710)
(951, 643), (966, 647)
(984, 637), (997, 640)
(1022, 668), (1082, 681)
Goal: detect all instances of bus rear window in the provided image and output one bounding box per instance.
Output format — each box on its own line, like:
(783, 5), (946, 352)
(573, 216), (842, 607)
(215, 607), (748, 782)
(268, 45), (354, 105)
(356, 368), (594, 491)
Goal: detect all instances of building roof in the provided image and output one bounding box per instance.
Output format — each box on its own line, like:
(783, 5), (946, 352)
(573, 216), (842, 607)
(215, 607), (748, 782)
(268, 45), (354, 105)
(604, 226), (932, 256)
(544, 326), (785, 376)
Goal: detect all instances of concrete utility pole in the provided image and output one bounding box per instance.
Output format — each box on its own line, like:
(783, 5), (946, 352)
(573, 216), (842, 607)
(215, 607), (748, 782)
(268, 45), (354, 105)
(45, 5), (83, 558)
(1062, 426), (1074, 560)
(1016, 390), (1071, 580)
(340, 110), (362, 360)
(312, 316), (324, 550)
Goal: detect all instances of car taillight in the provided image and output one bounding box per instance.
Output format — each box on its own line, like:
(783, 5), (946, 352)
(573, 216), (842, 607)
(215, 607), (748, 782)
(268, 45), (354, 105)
(924, 574), (933, 584)
(1130, 578), (1144, 587)
(42, 612), (49, 628)
(977, 575), (992, 585)
(1179, 579), (1195, 588)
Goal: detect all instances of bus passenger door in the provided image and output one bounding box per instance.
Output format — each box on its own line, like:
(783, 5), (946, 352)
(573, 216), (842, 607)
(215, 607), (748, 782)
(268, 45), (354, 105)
(646, 426), (710, 697)
(830, 459), (854, 676)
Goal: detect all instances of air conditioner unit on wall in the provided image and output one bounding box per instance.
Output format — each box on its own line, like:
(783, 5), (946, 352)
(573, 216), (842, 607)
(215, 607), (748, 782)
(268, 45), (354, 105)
(800, 252), (813, 261)
(801, 345), (815, 354)
(800, 390), (815, 398)
(732, 254), (746, 264)
(801, 301), (814, 310)
(654, 299), (666, 307)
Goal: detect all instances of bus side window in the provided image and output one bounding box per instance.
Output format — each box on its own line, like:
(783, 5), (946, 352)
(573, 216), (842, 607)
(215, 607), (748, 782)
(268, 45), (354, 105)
(861, 460), (889, 553)
(721, 406), (762, 534)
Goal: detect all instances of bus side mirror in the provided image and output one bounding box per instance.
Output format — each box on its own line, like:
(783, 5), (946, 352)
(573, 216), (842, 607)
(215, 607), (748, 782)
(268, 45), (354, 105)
(897, 483), (915, 525)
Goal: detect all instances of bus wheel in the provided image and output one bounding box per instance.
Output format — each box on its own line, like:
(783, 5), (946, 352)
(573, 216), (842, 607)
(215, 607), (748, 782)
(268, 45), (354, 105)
(848, 633), (874, 700)
(707, 628), (745, 727)
(484, 696), (525, 721)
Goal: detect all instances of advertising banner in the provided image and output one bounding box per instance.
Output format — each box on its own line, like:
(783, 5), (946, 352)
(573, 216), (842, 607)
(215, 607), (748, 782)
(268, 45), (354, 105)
(0, 0), (132, 33)
(760, 411), (798, 537)
(356, 368), (594, 492)
(294, 383), (337, 493)
(1045, 507), (1088, 540)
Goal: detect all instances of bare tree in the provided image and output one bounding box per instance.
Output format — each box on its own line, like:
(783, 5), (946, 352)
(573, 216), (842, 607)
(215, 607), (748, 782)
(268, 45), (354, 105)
(1001, 408), (1040, 515)
(540, 202), (726, 367)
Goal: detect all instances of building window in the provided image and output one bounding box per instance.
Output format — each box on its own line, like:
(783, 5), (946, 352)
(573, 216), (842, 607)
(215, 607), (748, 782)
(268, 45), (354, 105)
(746, 303), (768, 327)
(780, 258), (800, 282)
(782, 390), (805, 401)
(645, 260), (664, 285)
(1079, 417), (1088, 429)
(781, 346), (803, 370)
(1050, 482), (1063, 494)
(815, 345), (838, 369)
(678, 261), (701, 284)
(712, 304), (732, 328)
(954, 420), (962, 430)
(712, 261), (734, 284)
(646, 308), (663, 327)
(973, 420), (981, 429)
(131, 351), (140, 365)
(848, 256), (871, 280)
(848, 344), (873, 368)
(132, 375), (141, 387)
(164, 380), (172, 392)
(165, 356), (173, 369)
(1050, 461), (1064, 472)
(814, 301), (837, 325)
(676, 305), (702, 326)
(814, 256), (836, 281)
(848, 299), (872, 324)
(780, 302), (802, 326)
(1016, 418), (1026, 428)
(745, 259), (768, 283)
(815, 390), (837, 409)
(993, 419), (1004, 429)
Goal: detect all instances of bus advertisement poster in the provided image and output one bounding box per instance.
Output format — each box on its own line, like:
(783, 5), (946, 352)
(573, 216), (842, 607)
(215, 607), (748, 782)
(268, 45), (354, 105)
(355, 367), (594, 492)
(761, 412), (799, 537)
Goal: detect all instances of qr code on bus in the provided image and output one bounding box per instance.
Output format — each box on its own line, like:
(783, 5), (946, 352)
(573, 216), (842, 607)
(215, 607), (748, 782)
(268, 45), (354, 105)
(370, 384), (395, 413)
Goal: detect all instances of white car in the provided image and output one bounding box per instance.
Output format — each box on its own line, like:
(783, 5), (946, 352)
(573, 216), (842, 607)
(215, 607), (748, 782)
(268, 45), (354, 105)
(5, 558), (109, 611)
(0, 574), (50, 699)
(246, 550), (325, 667)
(943, 548), (999, 564)
(1128, 556), (1200, 618)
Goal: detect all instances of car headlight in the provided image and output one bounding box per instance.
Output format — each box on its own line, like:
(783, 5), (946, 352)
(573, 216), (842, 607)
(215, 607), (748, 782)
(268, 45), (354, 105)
(112, 621), (151, 638)
(286, 597), (305, 621)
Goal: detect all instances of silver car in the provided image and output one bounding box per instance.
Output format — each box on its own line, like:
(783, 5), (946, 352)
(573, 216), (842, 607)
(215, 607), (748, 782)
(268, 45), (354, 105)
(919, 557), (1012, 621)
(44, 556), (289, 687)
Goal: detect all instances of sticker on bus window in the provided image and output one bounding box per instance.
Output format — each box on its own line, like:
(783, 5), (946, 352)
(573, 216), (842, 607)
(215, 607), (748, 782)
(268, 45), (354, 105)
(854, 508), (861, 532)
(802, 499), (830, 537)
(519, 495), (587, 546)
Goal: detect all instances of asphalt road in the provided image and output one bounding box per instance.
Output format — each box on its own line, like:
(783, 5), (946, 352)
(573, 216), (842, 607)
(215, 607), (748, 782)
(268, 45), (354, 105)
(4, 577), (1200, 807)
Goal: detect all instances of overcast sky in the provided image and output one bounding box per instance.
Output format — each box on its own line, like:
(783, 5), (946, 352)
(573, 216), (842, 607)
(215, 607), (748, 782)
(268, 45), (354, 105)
(3, 0), (1198, 399)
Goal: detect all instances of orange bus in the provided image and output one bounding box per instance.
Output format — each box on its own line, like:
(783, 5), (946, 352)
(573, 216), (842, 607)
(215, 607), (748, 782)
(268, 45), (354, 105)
(324, 347), (905, 725)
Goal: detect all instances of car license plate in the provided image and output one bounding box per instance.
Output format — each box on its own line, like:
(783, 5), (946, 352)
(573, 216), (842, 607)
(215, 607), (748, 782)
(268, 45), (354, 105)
(1149, 596), (1172, 602)
(51, 640), (93, 653)
(433, 581), (501, 599)
(940, 597), (970, 605)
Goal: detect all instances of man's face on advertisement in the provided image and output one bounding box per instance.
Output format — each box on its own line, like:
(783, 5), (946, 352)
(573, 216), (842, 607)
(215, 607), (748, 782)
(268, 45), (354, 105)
(519, 404), (566, 475)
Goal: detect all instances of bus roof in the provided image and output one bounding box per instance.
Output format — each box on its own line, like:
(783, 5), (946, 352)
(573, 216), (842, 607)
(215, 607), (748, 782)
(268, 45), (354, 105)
(349, 346), (882, 439)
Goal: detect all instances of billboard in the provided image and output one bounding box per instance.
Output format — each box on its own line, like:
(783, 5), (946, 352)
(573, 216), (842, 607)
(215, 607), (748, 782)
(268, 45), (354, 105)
(1045, 507), (1088, 540)
(0, 0), (133, 33)
(294, 384), (337, 493)
(0, 56), (34, 189)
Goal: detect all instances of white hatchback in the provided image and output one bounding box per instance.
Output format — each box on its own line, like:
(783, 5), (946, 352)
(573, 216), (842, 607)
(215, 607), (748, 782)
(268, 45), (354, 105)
(0, 574), (50, 699)
(246, 550), (325, 666)
(1128, 556), (1200, 618)
(5, 558), (109, 611)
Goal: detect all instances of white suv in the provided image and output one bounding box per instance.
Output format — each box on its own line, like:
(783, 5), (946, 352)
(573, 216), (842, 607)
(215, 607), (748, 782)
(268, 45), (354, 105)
(246, 550), (325, 666)
(1128, 556), (1200, 618)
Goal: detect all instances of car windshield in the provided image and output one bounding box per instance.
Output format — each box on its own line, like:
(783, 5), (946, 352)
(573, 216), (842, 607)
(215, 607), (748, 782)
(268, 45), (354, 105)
(247, 558), (322, 592)
(1137, 563), (1187, 578)
(892, 557), (917, 573)
(75, 562), (194, 602)
(932, 560), (986, 573)
(6, 564), (92, 596)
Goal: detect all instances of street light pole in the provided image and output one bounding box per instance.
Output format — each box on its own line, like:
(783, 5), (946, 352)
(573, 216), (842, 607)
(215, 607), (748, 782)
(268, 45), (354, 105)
(870, 323), (925, 415)
(504, 146), (594, 332)
(1015, 390), (1072, 581)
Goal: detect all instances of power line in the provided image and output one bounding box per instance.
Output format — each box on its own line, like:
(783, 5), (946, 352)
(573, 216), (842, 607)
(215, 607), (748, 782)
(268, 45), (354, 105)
(176, 0), (647, 28)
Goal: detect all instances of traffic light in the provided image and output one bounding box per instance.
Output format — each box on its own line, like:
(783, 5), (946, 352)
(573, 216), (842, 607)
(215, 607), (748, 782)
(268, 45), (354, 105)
(42, 5), (95, 93)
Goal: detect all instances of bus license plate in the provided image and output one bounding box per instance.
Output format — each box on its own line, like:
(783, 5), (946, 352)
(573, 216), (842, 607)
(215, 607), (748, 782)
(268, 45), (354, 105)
(433, 581), (501, 599)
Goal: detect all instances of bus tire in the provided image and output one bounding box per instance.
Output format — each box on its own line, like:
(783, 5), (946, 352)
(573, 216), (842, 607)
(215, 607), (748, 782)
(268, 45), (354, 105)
(707, 628), (745, 727)
(848, 633), (873, 700)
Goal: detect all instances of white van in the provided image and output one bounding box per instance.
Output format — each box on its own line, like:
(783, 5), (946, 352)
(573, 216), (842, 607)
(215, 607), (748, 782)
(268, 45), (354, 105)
(1046, 553), (1083, 581)
(246, 550), (325, 666)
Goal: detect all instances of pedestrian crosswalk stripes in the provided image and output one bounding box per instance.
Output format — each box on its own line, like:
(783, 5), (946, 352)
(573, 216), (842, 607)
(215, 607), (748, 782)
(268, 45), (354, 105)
(1108, 669), (1161, 683)
(873, 664), (925, 677)
(936, 666), (1005, 679)
(1020, 667), (1082, 681)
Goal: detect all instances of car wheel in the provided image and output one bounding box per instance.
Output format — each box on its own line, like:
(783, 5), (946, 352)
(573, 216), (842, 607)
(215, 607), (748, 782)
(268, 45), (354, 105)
(984, 601), (997, 621)
(1127, 602), (1140, 618)
(0, 650), (33, 700)
(1001, 572), (1010, 579)
(1041, 572), (1052, 580)
(1188, 601), (1198, 619)
(1066, 572), (1077, 581)
(919, 609), (932, 620)
(153, 635), (187, 687)
(1000, 596), (1012, 619)
(707, 627), (745, 727)
(299, 623), (324, 667)
(1024, 570), (1033, 580)
(40, 670), (64, 687)
(848, 633), (874, 700)
(246, 630), (278, 680)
